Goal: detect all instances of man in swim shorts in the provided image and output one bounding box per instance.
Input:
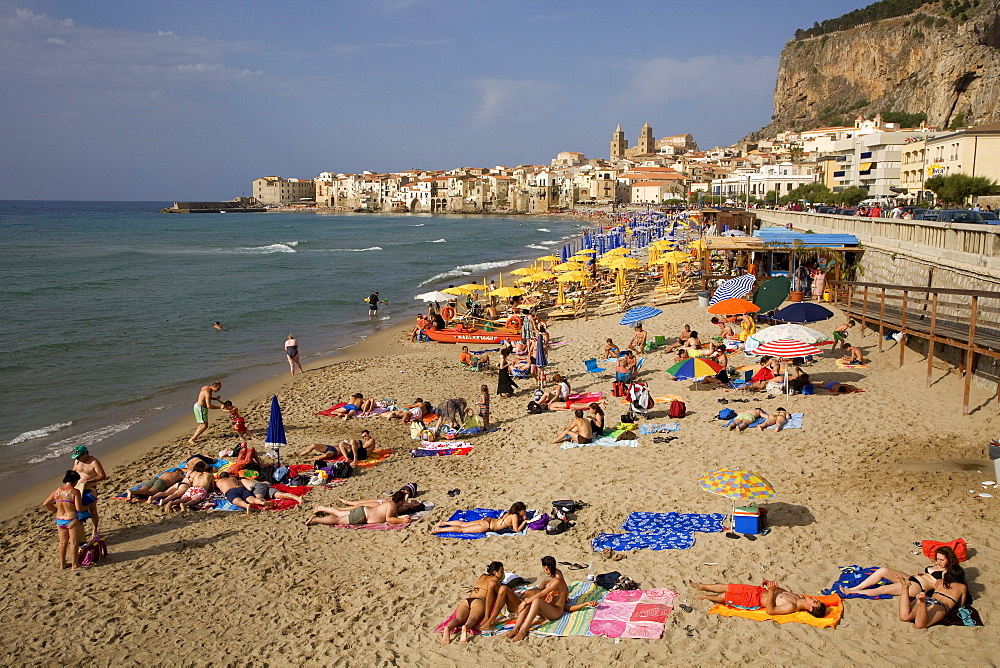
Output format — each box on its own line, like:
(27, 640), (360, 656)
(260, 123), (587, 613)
(306, 491), (411, 527)
(72, 445), (106, 538)
(551, 410), (594, 444)
(215, 473), (271, 513)
(189, 381), (223, 444)
(126, 469), (185, 502)
(367, 291), (380, 316)
(690, 580), (826, 617)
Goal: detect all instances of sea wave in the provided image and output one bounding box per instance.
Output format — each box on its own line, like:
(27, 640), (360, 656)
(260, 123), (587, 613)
(229, 243), (298, 254)
(324, 246), (383, 252)
(27, 417), (143, 464)
(417, 258), (524, 286)
(426, 238), (447, 243)
(408, 223), (425, 227)
(525, 244), (548, 250)
(537, 228), (551, 232)
(539, 240), (559, 245)
(2, 421), (72, 447)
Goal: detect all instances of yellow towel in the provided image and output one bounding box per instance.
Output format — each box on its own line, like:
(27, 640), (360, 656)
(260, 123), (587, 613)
(708, 593), (843, 629)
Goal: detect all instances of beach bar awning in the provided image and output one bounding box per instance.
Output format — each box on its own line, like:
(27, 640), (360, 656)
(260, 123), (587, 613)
(755, 228), (859, 249)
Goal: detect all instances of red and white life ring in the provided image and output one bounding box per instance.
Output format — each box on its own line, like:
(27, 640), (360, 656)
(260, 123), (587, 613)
(441, 306), (455, 322)
(506, 315), (522, 331)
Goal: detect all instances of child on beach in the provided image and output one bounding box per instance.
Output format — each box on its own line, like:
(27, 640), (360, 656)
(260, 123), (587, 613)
(831, 319), (856, 351)
(223, 401), (252, 442)
(42, 470), (85, 570)
(479, 385), (490, 430)
(729, 407), (766, 432)
(840, 341), (865, 365)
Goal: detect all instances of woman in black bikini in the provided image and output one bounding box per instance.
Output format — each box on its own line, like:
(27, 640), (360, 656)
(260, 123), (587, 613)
(430, 502), (528, 535)
(441, 561), (506, 644)
(588, 403), (605, 436)
(840, 546), (965, 598)
(896, 566), (969, 628)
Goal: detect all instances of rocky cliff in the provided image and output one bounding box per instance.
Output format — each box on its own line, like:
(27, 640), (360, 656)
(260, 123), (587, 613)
(748, 0), (1000, 139)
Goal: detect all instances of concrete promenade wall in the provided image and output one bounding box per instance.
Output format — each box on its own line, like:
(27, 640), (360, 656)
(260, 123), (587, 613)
(755, 210), (1000, 281)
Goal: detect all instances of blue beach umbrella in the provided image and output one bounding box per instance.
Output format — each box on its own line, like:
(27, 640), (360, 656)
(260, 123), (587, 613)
(265, 395), (287, 466)
(619, 306), (663, 326)
(772, 302), (835, 324)
(709, 274), (757, 306)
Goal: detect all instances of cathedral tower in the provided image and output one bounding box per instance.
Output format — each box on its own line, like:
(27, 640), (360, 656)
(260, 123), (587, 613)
(610, 124), (628, 159)
(637, 121), (655, 154)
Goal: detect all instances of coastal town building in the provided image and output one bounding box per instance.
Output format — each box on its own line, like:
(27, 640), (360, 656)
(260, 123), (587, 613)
(711, 163), (816, 201)
(252, 176), (316, 205)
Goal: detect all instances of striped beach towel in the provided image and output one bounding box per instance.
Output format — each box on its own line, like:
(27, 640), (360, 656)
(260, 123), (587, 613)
(483, 581), (606, 637)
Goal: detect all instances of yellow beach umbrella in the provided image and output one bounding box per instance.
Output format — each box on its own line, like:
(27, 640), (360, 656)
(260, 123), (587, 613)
(443, 286), (474, 296)
(489, 286), (526, 298)
(510, 267), (535, 276)
(556, 270), (590, 283)
(659, 251), (690, 264)
(577, 249), (598, 254)
(606, 257), (643, 270)
(602, 248), (631, 257)
(515, 276), (536, 285)
(459, 283), (486, 292)
(536, 255), (559, 262)
(552, 261), (584, 272)
(530, 271), (556, 281)
(690, 239), (706, 250)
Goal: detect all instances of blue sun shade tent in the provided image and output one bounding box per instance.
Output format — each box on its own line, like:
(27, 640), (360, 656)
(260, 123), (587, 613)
(756, 228), (859, 248)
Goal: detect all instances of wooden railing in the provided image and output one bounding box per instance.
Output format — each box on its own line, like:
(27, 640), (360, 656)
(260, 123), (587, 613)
(828, 280), (1000, 414)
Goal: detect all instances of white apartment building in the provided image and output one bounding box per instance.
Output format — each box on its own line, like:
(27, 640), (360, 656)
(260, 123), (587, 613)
(252, 176), (316, 205)
(711, 163), (816, 200)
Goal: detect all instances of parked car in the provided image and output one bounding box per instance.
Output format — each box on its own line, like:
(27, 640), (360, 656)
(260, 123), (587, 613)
(933, 209), (997, 224)
(981, 212), (999, 224)
(900, 206), (926, 217)
(814, 205), (837, 214)
(916, 210), (940, 221)
(835, 207), (858, 216)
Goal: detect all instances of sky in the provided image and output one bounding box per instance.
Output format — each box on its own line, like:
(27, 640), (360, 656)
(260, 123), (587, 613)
(0, 0), (868, 201)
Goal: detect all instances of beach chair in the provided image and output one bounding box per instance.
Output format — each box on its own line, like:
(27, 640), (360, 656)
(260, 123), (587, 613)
(584, 358), (606, 375)
(633, 357), (646, 378)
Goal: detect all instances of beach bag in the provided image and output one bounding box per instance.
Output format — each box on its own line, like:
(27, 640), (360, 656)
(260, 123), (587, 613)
(78, 535), (108, 567)
(669, 400), (687, 419)
(526, 401), (545, 414)
(627, 382), (654, 410)
(921, 538), (968, 562)
(552, 500), (584, 514)
(595, 571), (622, 589)
(718, 408), (737, 420)
(612, 381), (626, 397)
(307, 471), (329, 486)
(801, 383), (815, 395)
(327, 461), (353, 479)
(409, 421), (424, 440)
(259, 464), (277, 484)
(546, 517), (571, 535)
(272, 465), (290, 485)
(616, 430), (637, 441)
(528, 513), (550, 530)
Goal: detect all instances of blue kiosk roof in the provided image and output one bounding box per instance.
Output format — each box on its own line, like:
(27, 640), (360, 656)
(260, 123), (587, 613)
(756, 228), (859, 247)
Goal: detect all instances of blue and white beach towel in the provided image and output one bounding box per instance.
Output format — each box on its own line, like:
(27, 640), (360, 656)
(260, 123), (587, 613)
(592, 511), (725, 552)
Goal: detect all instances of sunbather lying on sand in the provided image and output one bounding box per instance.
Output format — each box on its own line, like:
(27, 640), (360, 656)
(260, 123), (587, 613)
(334, 494), (425, 515)
(690, 580), (826, 617)
(328, 393), (375, 419)
(381, 399), (428, 423)
(126, 469), (185, 502)
(306, 491), (411, 526)
(162, 462), (215, 513)
(729, 407), (766, 432)
(756, 408), (790, 431)
(824, 381), (860, 394)
(215, 472), (272, 513)
(431, 502), (527, 535)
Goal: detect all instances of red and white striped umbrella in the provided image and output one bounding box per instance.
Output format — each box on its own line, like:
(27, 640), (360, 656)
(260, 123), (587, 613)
(751, 338), (822, 397)
(752, 338), (822, 359)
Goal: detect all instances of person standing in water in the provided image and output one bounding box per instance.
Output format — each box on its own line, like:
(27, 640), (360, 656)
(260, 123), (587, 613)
(367, 291), (381, 316)
(285, 334), (303, 375)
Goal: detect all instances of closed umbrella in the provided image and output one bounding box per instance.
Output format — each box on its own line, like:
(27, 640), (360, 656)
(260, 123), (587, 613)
(751, 338), (824, 396)
(535, 333), (548, 368)
(709, 274), (757, 305)
(772, 302), (835, 324)
(265, 395), (287, 466)
(619, 306), (663, 326)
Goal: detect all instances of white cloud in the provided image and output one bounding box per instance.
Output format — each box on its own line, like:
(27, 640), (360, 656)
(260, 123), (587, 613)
(469, 78), (553, 128)
(624, 55), (779, 104)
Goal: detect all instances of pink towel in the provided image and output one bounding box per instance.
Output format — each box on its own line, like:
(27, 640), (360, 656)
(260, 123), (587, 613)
(589, 588), (678, 639)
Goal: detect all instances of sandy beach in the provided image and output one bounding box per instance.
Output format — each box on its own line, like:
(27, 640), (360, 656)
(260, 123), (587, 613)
(2, 288), (998, 665)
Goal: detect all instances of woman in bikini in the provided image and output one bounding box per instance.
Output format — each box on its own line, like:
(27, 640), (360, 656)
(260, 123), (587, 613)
(41, 470), (85, 570)
(896, 568), (969, 628)
(441, 561), (506, 644)
(588, 403), (605, 436)
(756, 407), (791, 431)
(430, 502), (528, 535)
(603, 338), (621, 359)
(840, 546), (965, 599)
(163, 461), (215, 513)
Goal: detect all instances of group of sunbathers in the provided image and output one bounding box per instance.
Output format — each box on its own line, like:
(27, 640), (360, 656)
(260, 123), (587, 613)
(305, 483), (425, 527)
(123, 454), (303, 513)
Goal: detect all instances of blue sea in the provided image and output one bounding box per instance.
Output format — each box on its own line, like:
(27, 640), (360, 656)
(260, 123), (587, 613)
(0, 201), (583, 483)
